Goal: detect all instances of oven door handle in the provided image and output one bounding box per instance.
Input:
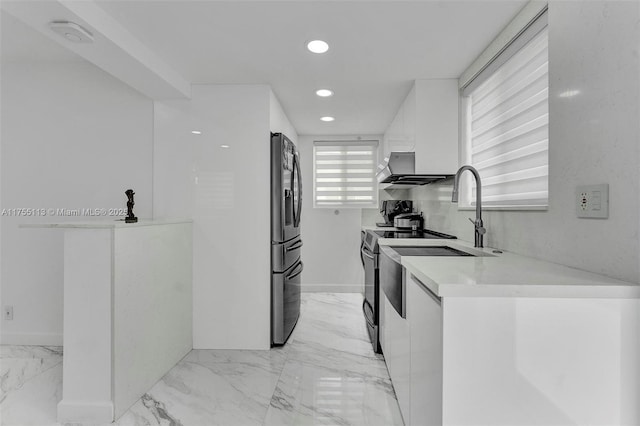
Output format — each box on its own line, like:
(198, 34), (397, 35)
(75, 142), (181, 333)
(361, 248), (375, 260)
(362, 249), (375, 260)
(362, 299), (375, 328)
(286, 262), (304, 280)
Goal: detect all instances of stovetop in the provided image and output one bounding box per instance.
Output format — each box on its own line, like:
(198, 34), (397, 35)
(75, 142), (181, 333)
(373, 229), (457, 239)
(364, 228), (457, 253)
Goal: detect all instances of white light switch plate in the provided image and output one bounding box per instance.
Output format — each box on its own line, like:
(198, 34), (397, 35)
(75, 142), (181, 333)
(576, 184), (609, 218)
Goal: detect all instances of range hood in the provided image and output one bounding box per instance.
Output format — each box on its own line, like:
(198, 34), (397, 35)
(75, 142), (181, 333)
(376, 152), (452, 186)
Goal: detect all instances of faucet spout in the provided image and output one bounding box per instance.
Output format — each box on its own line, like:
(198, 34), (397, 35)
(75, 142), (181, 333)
(451, 165), (485, 248)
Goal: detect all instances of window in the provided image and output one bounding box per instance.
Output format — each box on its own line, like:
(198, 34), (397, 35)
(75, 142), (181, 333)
(313, 140), (378, 208)
(461, 10), (548, 209)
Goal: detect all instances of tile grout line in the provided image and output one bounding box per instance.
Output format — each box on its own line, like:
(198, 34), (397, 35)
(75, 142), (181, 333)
(260, 303), (307, 425)
(0, 356), (63, 400)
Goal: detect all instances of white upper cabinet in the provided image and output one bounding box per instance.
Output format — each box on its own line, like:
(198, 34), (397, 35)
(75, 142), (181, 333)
(383, 86), (415, 158)
(382, 79), (458, 174)
(403, 87), (416, 150)
(383, 101), (403, 157)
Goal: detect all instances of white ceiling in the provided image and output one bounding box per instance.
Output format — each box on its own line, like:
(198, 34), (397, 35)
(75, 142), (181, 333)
(1, 11), (82, 63)
(2, 1), (527, 135)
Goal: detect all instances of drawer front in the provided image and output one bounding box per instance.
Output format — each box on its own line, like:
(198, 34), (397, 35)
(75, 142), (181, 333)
(272, 236), (302, 273)
(384, 295), (411, 425)
(379, 247), (405, 318)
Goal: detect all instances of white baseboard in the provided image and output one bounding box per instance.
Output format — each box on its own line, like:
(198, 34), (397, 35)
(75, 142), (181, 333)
(58, 400), (114, 424)
(1, 332), (63, 346)
(301, 284), (363, 293)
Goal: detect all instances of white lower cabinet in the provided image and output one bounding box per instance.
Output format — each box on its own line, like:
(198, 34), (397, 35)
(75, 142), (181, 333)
(383, 295), (411, 425)
(383, 273), (444, 426)
(408, 273), (443, 426)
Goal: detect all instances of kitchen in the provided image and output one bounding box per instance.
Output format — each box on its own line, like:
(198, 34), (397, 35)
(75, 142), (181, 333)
(1, 1), (639, 426)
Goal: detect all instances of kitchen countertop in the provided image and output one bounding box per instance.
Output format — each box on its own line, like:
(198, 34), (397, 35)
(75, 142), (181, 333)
(364, 227), (640, 299)
(20, 218), (192, 229)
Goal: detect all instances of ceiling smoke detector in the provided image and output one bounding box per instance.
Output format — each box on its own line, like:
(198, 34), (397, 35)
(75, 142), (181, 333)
(49, 21), (94, 43)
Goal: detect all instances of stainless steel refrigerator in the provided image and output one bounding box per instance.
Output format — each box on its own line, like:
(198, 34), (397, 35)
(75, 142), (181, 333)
(271, 132), (303, 346)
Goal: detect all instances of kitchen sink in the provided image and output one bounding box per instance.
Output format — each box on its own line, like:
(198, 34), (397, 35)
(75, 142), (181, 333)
(390, 246), (475, 257)
(379, 244), (493, 318)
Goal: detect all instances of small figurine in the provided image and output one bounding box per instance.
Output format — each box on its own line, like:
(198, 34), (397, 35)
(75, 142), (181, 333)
(125, 189), (138, 223)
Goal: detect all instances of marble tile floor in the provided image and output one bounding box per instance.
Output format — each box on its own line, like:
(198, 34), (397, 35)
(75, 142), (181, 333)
(1, 293), (403, 426)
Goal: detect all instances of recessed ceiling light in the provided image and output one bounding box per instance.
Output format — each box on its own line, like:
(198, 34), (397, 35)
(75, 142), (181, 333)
(307, 40), (329, 54)
(320, 116), (335, 122)
(220, 144), (230, 149)
(191, 130), (202, 135)
(316, 89), (334, 97)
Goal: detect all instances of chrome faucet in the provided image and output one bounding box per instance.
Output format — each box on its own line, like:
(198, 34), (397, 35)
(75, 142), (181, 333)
(451, 165), (486, 248)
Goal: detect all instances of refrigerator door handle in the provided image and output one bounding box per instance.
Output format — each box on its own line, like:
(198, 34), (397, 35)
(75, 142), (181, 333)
(293, 152), (302, 228)
(286, 240), (304, 251)
(286, 262), (304, 280)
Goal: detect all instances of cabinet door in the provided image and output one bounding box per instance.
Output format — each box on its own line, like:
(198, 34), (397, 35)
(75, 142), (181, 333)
(383, 84), (417, 158)
(402, 85), (416, 149)
(384, 295), (411, 425)
(383, 100), (406, 157)
(413, 79), (458, 174)
(408, 274), (443, 426)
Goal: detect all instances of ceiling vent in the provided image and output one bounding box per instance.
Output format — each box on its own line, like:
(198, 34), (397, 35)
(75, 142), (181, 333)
(49, 21), (94, 43)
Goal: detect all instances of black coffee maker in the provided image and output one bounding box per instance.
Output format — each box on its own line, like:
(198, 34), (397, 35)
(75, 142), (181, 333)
(377, 200), (413, 227)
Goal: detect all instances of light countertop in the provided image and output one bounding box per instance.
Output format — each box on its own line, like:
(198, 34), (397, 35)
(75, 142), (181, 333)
(361, 225), (394, 231)
(20, 218), (192, 229)
(365, 228), (640, 299)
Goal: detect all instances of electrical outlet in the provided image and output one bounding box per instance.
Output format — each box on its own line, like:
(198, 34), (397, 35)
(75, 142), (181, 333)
(4, 306), (13, 321)
(576, 184), (609, 219)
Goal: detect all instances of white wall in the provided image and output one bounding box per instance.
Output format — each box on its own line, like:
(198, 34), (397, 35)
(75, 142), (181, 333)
(411, 0), (640, 284)
(270, 90), (298, 141)
(297, 135), (382, 292)
(154, 85), (275, 349)
(0, 61), (153, 345)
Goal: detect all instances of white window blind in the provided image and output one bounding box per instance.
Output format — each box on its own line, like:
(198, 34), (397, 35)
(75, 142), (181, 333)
(463, 14), (549, 209)
(313, 140), (378, 208)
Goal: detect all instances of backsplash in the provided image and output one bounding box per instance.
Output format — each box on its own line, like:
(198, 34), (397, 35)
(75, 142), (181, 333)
(361, 188), (411, 226)
(360, 208), (382, 227)
(410, 180), (531, 250)
(410, 179), (461, 237)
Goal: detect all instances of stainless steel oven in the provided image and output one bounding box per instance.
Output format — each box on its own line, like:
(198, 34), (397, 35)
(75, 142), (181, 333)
(361, 231), (380, 353)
